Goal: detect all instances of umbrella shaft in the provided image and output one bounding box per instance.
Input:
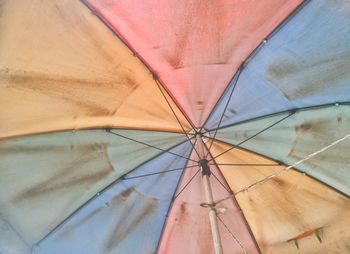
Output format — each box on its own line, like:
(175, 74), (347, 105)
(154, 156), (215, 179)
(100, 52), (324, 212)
(196, 135), (223, 253)
(202, 174), (224, 254)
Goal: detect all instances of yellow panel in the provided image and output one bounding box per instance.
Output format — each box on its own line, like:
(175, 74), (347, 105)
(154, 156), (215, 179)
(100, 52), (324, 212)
(210, 141), (350, 254)
(0, 0), (190, 139)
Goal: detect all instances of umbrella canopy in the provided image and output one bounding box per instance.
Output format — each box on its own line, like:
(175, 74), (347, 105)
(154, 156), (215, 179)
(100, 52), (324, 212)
(0, 0), (349, 253)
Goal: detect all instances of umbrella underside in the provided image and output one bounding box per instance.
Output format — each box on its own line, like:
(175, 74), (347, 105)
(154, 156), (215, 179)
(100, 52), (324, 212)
(0, 0), (349, 254)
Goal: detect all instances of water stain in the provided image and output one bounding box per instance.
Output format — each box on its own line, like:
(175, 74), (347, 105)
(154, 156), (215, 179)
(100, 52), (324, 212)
(4, 70), (137, 117)
(103, 190), (159, 252)
(166, 31), (188, 69)
(267, 51), (350, 100)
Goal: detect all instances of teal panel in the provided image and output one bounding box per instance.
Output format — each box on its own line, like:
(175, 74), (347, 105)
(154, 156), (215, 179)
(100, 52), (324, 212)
(212, 105), (350, 195)
(0, 129), (186, 247)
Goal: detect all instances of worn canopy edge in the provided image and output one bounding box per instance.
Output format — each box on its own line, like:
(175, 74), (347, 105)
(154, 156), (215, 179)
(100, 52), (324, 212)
(210, 139), (350, 199)
(205, 102), (350, 133)
(203, 144), (263, 254)
(80, 0), (196, 130)
(34, 137), (191, 246)
(202, 0), (312, 129)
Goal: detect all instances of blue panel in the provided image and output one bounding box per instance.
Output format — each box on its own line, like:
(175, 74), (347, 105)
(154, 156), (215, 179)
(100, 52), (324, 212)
(205, 0), (350, 130)
(35, 142), (193, 254)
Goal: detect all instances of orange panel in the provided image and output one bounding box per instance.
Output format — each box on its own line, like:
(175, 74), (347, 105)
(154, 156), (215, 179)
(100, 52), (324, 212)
(210, 141), (350, 254)
(0, 0), (191, 139)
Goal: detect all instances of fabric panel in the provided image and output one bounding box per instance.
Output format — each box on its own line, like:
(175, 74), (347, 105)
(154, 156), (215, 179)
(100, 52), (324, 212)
(0, 129), (186, 246)
(213, 105), (350, 195)
(86, 0), (302, 127)
(34, 142), (193, 254)
(158, 147), (259, 254)
(0, 0), (190, 139)
(210, 141), (350, 254)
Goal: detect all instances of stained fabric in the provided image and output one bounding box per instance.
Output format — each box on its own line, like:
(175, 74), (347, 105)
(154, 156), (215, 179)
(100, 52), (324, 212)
(0, 129), (186, 246)
(205, 0), (350, 130)
(85, 0), (302, 127)
(211, 105), (350, 195)
(158, 148), (259, 254)
(33, 142), (192, 254)
(0, 0), (191, 139)
(0, 0), (350, 254)
(209, 141), (350, 254)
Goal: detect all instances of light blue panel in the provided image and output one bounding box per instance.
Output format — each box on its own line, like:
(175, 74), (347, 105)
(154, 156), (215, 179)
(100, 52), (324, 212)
(0, 129), (186, 249)
(35, 142), (193, 254)
(206, 0), (350, 130)
(212, 105), (350, 195)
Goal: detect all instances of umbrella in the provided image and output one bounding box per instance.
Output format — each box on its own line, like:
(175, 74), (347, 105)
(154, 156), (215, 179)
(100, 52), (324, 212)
(0, 0), (349, 253)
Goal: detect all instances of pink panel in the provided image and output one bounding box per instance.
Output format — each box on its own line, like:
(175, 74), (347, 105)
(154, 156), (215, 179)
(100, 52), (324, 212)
(84, 0), (302, 127)
(158, 149), (259, 253)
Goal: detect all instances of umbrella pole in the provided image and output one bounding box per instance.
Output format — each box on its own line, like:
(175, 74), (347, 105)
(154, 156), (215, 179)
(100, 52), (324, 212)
(196, 136), (224, 254)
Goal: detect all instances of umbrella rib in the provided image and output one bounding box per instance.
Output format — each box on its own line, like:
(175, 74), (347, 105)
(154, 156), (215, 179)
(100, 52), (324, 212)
(206, 65), (243, 158)
(173, 167), (201, 200)
(209, 110), (295, 161)
(212, 163), (281, 167)
(207, 101), (350, 132)
(122, 164), (198, 180)
(106, 129), (196, 162)
(211, 170), (232, 194)
(155, 79), (201, 159)
(217, 215), (248, 254)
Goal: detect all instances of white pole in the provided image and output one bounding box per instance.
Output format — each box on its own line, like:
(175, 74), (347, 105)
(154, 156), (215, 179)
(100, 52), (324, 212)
(196, 136), (224, 254)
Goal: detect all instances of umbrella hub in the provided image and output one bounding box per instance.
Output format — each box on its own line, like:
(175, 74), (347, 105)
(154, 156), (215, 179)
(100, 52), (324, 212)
(199, 159), (211, 176)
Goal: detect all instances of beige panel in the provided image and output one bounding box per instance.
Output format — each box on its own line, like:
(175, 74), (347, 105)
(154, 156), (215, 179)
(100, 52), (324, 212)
(210, 141), (350, 254)
(0, 0), (190, 139)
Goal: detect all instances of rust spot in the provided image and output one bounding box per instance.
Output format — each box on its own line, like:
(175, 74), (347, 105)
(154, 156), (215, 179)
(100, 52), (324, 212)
(228, 108), (237, 115)
(119, 187), (134, 199)
(180, 202), (186, 214)
(296, 123), (313, 131)
(271, 177), (287, 187)
(166, 32), (188, 69)
(287, 227), (323, 242)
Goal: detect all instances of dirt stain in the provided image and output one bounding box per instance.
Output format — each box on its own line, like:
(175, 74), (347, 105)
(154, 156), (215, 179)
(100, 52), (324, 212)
(267, 51), (350, 100)
(13, 144), (114, 203)
(103, 189), (159, 252)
